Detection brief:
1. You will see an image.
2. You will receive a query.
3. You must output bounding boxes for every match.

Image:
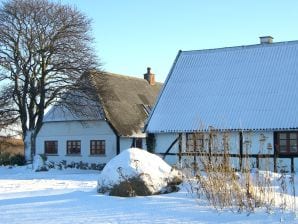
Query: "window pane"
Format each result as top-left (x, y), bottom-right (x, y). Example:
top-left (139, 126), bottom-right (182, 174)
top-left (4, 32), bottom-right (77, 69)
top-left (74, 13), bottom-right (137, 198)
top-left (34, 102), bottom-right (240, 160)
top-left (45, 141), bottom-right (58, 154)
top-left (279, 140), bottom-right (287, 147)
top-left (290, 140), bottom-right (297, 152)
top-left (67, 141), bottom-right (81, 154)
top-left (90, 140), bottom-right (105, 155)
top-left (279, 145), bottom-right (287, 152)
top-left (290, 133), bottom-right (297, 140)
top-left (186, 133), bottom-right (205, 152)
top-left (277, 132), bottom-right (298, 154)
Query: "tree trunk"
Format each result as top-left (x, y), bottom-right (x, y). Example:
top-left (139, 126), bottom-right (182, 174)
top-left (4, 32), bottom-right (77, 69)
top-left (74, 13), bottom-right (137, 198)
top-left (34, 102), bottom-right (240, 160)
top-left (31, 130), bottom-right (36, 160)
top-left (24, 130), bottom-right (32, 161)
top-left (24, 129), bottom-right (37, 162)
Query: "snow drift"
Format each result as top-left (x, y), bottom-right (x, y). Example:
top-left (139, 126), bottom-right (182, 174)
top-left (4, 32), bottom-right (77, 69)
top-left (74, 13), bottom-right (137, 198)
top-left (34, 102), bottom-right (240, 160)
top-left (97, 148), bottom-right (181, 196)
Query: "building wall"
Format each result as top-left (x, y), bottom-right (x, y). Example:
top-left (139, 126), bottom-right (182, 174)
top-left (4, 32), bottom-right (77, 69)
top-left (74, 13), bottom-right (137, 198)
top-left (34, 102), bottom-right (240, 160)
top-left (119, 137), bottom-right (147, 153)
top-left (242, 131), bottom-right (274, 171)
top-left (36, 120), bottom-right (117, 164)
top-left (153, 130), bottom-right (298, 172)
top-left (242, 131), bottom-right (274, 155)
top-left (154, 133), bottom-right (179, 165)
top-left (119, 137), bottom-right (132, 153)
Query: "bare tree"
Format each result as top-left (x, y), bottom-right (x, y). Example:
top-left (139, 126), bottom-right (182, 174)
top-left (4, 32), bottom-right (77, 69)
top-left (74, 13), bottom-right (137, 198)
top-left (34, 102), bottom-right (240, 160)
top-left (0, 87), bottom-right (18, 129)
top-left (0, 0), bottom-right (99, 160)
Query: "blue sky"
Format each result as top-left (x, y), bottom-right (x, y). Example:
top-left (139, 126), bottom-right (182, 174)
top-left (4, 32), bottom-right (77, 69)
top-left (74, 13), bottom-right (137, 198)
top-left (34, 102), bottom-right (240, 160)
top-left (61, 0), bottom-right (298, 81)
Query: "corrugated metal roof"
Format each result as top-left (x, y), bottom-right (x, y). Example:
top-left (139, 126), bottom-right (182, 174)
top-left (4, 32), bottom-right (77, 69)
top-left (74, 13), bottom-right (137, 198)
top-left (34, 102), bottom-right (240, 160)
top-left (146, 41), bottom-right (298, 133)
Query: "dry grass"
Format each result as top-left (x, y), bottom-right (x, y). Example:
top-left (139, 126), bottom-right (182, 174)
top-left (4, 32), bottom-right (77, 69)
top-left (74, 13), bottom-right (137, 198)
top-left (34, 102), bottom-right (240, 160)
top-left (0, 137), bottom-right (24, 155)
top-left (182, 131), bottom-right (297, 214)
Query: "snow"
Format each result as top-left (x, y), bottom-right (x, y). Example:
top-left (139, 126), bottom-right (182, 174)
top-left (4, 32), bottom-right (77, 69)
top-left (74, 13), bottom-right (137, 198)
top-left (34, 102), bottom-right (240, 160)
top-left (0, 166), bottom-right (297, 223)
top-left (146, 42), bottom-right (298, 132)
top-left (33, 154), bottom-right (45, 171)
top-left (97, 148), bottom-right (179, 194)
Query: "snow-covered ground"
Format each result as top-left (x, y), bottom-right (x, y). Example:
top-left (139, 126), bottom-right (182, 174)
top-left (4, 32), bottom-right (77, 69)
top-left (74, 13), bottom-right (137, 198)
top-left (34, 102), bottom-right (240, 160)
top-left (0, 166), bottom-right (297, 224)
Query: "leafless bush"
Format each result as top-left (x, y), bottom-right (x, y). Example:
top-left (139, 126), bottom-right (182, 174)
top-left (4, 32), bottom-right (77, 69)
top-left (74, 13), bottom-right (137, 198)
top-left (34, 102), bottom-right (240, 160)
top-left (182, 131), bottom-right (296, 214)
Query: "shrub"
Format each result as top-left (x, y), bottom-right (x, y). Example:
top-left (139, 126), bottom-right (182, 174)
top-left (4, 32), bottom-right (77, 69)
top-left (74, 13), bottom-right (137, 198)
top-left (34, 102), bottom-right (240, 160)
top-left (10, 154), bottom-right (26, 166)
top-left (109, 176), bottom-right (152, 197)
top-left (184, 131), bottom-right (296, 214)
top-left (0, 152), bottom-right (11, 165)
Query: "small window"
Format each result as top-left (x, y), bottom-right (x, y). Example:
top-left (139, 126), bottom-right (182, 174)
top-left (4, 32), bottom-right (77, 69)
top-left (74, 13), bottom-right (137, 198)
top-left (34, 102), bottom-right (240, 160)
top-left (186, 133), bottom-right (204, 152)
top-left (276, 132), bottom-right (298, 155)
top-left (131, 138), bottom-right (143, 148)
top-left (44, 141), bottom-right (58, 154)
top-left (135, 138), bottom-right (142, 149)
top-left (67, 140), bottom-right (81, 155)
top-left (90, 140), bottom-right (105, 155)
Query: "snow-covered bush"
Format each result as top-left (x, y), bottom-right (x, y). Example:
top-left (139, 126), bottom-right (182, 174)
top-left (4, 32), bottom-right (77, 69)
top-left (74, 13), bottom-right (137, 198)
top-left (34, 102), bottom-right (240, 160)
top-left (97, 148), bottom-right (182, 197)
top-left (44, 160), bottom-right (105, 171)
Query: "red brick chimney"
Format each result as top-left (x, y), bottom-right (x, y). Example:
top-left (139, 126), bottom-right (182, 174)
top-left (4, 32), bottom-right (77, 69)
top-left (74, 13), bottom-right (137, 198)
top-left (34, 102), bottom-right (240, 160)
top-left (144, 67), bottom-right (155, 85)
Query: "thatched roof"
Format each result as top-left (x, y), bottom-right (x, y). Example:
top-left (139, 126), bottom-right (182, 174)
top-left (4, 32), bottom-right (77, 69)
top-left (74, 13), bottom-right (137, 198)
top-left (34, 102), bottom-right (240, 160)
top-left (90, 72), bottom-right (162, 137)
top-left (44, 71), bottom-right (162, 137)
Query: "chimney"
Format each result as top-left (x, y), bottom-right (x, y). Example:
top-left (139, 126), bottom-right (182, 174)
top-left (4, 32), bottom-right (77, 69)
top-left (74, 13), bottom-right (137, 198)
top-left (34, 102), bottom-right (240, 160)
top-left (259, 36), bottom-right (273, 44)
top-left (144, 67), bottom-right (155, 85)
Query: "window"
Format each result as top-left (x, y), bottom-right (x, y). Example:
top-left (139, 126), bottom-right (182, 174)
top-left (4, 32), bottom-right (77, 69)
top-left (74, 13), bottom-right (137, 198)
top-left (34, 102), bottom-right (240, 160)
top-left (90, 140), bottom-right (105, 155)
top-left (67, 140), bottom-right (81, 155)
top-left (276, 132), bottom-right (298, 154)
top-left (131, 138), bottom-right (143, 148)
top-left (44, 141), bottom-right (58, 154)
top-left (135, 138), bottom-right (142, 148)
top-left (186, 133), bottom-right (204, 152)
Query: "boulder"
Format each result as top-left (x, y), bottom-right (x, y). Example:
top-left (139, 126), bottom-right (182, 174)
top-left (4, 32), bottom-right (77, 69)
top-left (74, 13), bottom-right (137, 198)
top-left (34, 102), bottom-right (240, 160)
top-left (97, 148), bottom-right (182, 197)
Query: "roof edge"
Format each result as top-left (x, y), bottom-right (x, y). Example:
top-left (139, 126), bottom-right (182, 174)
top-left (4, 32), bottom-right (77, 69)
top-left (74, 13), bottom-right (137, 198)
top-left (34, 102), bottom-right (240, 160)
top-left (148, 127), bottom-right (298, 133)
top-left (179, 40), bottom-right (298, 55)
top-left (144, 50), bottom-right (182, 132)
top-left (102, 71), bottom-right (162, 85)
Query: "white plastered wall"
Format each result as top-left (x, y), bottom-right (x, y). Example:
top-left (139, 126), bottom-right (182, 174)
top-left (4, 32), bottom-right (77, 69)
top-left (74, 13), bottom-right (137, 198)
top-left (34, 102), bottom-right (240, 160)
top-left (36, 120), bottom-right (117, 164)
top-left (154, 133), bottom-right (179, 165)
top-left (119, 137), bottom-right (147, 153)
top-left (153, 131), bottom-right (279, 171)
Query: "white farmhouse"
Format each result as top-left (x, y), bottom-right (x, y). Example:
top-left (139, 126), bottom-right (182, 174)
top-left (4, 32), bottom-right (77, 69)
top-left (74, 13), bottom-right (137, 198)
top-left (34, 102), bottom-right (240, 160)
top-left (145, 36), bottom-right (298, 172)
top-left (35, 68), bottom-right (161, 167)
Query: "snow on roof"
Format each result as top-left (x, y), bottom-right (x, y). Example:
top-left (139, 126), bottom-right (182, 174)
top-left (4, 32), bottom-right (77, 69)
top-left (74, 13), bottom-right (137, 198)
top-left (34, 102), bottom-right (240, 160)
top-left (43, 91), bottom-right (104, 122)
top-left (146, 41), bottom-right (298, 132)
top-left (43, 104), bottom-right (104, 122)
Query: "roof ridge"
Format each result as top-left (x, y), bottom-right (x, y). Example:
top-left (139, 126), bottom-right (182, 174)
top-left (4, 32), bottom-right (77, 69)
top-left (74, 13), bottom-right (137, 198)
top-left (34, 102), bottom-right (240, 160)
top-left (100, 72), bottom-right (163, 85)
top-left (103, 72), bottom-right (145, 81)
top-left (180, 40), bottom-right (298, 54)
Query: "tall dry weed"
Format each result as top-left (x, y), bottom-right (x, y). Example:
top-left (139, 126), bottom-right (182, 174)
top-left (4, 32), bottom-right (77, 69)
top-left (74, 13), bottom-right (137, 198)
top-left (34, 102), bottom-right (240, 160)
top-left (182, 131), bottom-right (296, 214)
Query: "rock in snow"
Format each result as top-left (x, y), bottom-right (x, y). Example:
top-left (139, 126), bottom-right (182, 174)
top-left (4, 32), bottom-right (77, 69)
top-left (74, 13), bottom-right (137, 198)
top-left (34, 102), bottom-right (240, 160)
top-left (97, 148), bottom-right (182, 196)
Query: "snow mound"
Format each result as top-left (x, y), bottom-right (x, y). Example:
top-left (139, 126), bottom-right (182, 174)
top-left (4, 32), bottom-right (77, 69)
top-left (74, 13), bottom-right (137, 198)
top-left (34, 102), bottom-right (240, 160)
top-left (33, 155), bottom-right (48, 172)
top-left (97, 148), bottom-right (181, 196)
